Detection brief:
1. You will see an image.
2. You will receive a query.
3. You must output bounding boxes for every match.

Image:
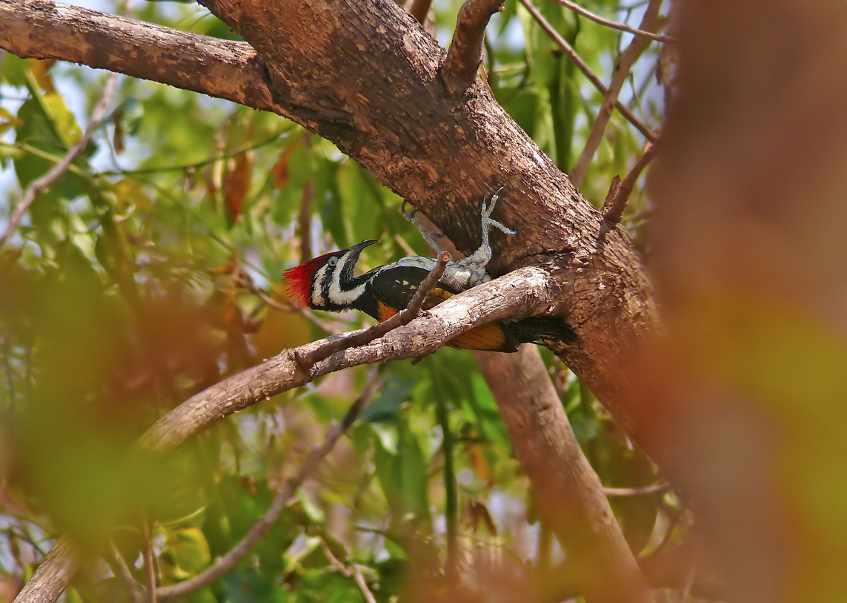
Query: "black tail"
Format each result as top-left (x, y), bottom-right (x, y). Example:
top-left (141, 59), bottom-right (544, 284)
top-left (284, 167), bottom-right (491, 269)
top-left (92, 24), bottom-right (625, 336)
top-left (507, 316), bottom-right (576, 345)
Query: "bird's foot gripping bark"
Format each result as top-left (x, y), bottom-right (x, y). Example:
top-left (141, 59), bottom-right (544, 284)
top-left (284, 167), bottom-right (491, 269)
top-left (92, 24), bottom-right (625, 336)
top-left (459, 186), bottom-right (515, 272)
top-left (402, 187), bottom-right (515, 286)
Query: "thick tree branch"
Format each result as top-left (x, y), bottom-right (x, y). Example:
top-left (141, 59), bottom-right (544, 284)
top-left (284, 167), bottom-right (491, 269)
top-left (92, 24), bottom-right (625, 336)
top-left (0, 0), bottom-right (282, 118)
top-left (441, 0), bottom-right (503, 97)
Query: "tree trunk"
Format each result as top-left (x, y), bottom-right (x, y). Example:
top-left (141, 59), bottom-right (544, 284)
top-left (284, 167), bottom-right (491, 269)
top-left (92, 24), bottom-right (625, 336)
top-left (1, 0), bottom-right (659, 601)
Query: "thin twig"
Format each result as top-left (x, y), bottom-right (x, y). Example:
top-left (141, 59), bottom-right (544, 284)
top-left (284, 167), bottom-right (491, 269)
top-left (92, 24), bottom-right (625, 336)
top-left (316, 537), bottom-right (377, 602)
top-left (602, 481), bottom-right (670, 497)
top-left (552, 0), bottom-right (677, 43)
top-left (650, 501), bottom-right (687, 557)
top-left (519, 0), bottom-right (657, 142)
top-left (571, 0), bottom-right (662, 187)
top-left (0, 70), bottom-right (119, 250)
top-left (106, 541), bottom-right (145, 603)
top-left (99, 131), bottom-right (284, 177)
top-left (319, 538), bottom-right (351, 576)
top-left (351, 565), bottom-right (378, 603)
top-left (140, 515), bottom-right (157, 603)
top-left (393, 234), bottom-right (417, 257)
top-left (156, 372), bottom-right (385, 602)
top-left (441, 0), bottom-right (505, 96)
top-left (601, 142), bottom-right (657, 225)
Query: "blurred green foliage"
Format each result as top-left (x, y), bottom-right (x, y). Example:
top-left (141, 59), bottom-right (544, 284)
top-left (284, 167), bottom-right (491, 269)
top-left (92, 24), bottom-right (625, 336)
top-left (0, 0), bottom-right (668, 600)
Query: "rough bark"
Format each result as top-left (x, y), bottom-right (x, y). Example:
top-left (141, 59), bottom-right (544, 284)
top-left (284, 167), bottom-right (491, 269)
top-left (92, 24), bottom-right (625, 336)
top-left (11, 539), bottom-right (77, 603)
top-left (2, 0), bottom-right (659, 601)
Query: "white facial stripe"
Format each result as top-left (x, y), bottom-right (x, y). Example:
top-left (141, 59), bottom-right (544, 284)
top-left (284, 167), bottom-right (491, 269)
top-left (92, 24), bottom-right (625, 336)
top-left (311, 263), bottom-right (331, 306)
top-left (328, 250), bottom-right (368, 306)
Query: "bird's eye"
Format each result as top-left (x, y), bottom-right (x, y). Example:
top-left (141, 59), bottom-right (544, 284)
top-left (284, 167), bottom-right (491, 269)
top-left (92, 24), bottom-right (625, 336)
top-left (327, 257), bottom-right (338, 267)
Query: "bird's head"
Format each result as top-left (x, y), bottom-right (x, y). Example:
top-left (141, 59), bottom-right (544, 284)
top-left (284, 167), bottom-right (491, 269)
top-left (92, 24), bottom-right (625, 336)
top-left (283, 240), bottom-right (379, 311)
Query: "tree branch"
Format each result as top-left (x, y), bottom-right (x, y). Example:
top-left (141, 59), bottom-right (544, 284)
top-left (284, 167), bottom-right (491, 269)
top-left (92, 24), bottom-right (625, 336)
top-left (12, 538), bottom-right (77, 603)
top-left (552, 0), bottom-right (677, 44)
top-left (140, 516), bottom-right (156, 603)
top-left (408, 0), bottom-right (433, 27)
top-left (441, 0), bottom-right (504, 97)
top-left (105, 542), bottom-right (144, 603)
top-left (603, 481), bottom-right (670, 497)
top-left (601, 142), bottom-right (657, 227)
top-left (0, 0), bottom-right (282, 117)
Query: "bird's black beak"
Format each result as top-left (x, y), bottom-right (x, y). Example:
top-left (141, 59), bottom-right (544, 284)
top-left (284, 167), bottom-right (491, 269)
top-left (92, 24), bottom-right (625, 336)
top-left (341, 240), bottom-right (380, 280)
top-left (351, 239), bottom-right (379, 254)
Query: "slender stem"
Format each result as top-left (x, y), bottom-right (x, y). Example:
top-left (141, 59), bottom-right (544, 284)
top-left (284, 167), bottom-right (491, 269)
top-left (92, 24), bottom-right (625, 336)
top-left (141, 515), bottom-right (157, 603)
top-left (602, 142), bottom-right (657, 224)
top-left (552, 0), bottom-right (676, 43)
top-left (106, 541), bottom-right (144, 603)
top-left (603, 482), bottom-right (670, 497)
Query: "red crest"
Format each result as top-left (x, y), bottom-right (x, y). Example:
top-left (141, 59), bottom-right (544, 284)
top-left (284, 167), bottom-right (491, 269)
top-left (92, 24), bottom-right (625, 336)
top-left (283, 252), bottom-right (336, 307)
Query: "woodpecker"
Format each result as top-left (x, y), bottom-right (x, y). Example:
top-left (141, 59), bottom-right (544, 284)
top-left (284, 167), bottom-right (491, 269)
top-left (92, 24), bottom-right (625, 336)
top-left (283, 191), bottom-right (575, 352)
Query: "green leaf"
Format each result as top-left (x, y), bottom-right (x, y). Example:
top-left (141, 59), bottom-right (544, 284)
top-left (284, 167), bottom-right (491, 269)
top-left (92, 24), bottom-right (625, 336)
top-left (337, 162), bottom-right (379, 244)
top-left (360, 374), bottom-right (415, 423)
top-left (298, 489), bottom-right (326, 525)
top-left (166, 527), bottom-right (212, 577)
top-left (372, 418), bottom-right (430, 524)
top-left (221, 572), bottom-right (287, 603)
top-left (315, 159), bottom-right (347, 248)
top-left (14, 97), bottom-right (86, 201)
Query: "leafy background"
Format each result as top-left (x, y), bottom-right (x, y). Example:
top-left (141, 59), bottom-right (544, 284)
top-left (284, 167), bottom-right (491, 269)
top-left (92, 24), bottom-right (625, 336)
top-left (0, 0), bottom-right (669, 600)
